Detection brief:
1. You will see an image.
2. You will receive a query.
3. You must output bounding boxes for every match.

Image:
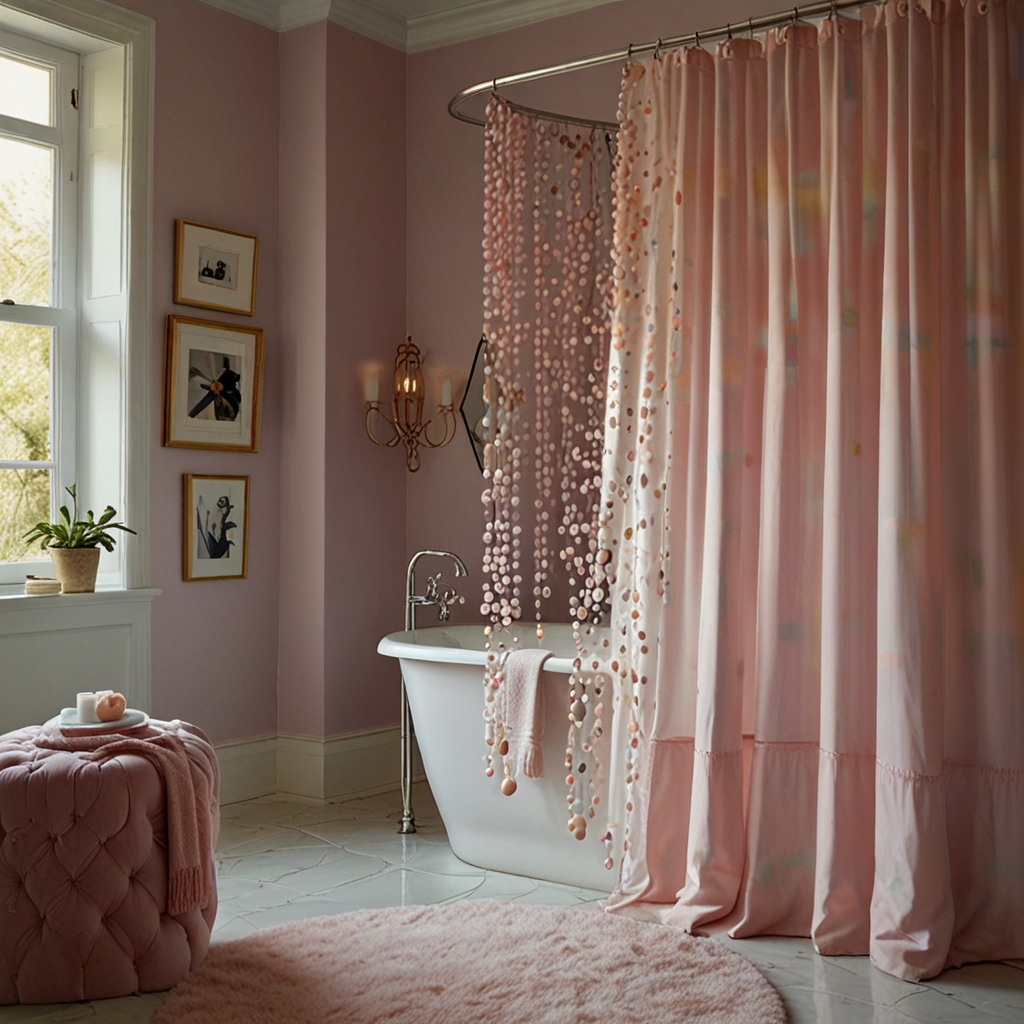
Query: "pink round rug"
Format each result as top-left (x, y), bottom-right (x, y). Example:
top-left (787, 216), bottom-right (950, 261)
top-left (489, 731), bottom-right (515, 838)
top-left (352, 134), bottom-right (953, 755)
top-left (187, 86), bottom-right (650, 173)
top-left (154, 900), bottom-right (786, 1024)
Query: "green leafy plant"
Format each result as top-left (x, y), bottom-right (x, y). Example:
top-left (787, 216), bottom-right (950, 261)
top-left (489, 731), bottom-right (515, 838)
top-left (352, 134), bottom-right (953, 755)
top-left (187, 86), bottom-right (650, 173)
top-left (23, 484), bottom-right (136, 552)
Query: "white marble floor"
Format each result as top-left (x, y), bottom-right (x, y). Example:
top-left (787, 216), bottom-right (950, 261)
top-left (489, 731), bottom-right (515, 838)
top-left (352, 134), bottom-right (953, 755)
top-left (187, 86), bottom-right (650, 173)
top-left (2, 783), bottom-right (1022, 1023)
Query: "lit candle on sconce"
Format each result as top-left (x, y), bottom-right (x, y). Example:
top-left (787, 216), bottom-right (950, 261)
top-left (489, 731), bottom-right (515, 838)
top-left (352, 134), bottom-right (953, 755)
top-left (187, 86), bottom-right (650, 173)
top-left (363, 366), bottom-right (380, 405)
top-left (440, 373), bottom-right (453, 408)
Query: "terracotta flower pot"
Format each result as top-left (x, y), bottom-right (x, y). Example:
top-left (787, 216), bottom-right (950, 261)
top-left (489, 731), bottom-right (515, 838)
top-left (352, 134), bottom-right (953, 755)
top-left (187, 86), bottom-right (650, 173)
top-left (49, 547), bottom-right (101, 594)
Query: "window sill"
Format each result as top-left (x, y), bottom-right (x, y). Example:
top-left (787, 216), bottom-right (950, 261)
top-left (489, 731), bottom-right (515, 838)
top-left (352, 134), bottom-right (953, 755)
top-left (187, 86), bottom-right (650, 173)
top-left (0, 585), bottom-right (161, 609)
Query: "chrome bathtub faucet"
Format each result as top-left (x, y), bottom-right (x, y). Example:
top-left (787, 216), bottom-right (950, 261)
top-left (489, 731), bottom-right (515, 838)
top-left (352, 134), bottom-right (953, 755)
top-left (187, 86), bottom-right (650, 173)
top-left (412, 572), bottom-right (466, 622)
top-left (399, 550), bottom-right (468, 834)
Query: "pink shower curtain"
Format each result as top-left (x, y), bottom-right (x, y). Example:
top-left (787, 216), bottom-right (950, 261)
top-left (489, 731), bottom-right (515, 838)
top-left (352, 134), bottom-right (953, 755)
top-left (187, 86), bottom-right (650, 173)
top-left (599, 0), bottom-right (1024, 980)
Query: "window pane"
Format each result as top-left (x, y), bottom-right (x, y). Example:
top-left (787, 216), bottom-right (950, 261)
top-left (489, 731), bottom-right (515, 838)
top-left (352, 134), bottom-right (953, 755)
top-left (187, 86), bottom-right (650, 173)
top-left (0, 321), bottom-right (51, 460)
top-left (0, 137), bottom-right (53, 305)
top-left (0, 53), bottom-right (52, 126)
top-left (0, 467), bottom-right (50, 565)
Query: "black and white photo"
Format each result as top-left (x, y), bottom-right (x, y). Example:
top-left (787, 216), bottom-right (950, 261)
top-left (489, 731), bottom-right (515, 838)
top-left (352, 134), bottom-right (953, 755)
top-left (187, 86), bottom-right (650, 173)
top-left (164, 316), bottom-right (264, 451)
top-left (196, 245), bottom-right (240, 291)
top-left (175, 219), bottom-right (258, 315)
top-left (187, 349), bottom-right (243, 421)
top-left (184, 474), bottom-right (249, 581)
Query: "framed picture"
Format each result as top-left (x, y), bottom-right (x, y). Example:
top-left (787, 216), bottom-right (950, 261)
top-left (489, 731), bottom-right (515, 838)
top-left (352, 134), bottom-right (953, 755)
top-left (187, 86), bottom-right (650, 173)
top-left (174, 219), bottom-right (259, 315)
top-left (183, 474), bottom-right (249, 581)
top-left (163, 315), bottom-right (264, 452)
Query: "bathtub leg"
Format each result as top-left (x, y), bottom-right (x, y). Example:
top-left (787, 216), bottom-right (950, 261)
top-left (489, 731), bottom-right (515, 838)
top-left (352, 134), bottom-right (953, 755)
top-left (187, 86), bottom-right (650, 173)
top-left (399, 676), bottom-right (416, 834)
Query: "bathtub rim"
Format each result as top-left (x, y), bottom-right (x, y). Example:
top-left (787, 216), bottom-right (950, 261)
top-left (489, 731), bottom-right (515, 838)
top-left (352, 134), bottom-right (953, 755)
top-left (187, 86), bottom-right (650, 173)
top-left (377, 624), bottom-right (578, 675)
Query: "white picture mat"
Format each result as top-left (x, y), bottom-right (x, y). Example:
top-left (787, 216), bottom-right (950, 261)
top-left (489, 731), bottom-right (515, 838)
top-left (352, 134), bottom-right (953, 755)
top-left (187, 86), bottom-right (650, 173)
top-left (187, 476), bottom-right (247, 579)
top-left (177, 222), bottom-right (256, 312)
top-left (172, 322), bottom-right (254, 446)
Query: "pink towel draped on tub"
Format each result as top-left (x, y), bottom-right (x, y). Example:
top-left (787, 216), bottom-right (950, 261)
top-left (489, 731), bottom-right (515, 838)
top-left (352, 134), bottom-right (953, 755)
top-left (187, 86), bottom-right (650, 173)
top-left (498, 648), bottom-right (551, 779)
top-left (34, 718), bottom-right (215, 916)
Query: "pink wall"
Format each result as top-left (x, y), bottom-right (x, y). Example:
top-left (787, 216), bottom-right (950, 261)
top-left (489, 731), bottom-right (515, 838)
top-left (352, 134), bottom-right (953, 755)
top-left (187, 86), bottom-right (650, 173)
top-left (277, 23), bottom-right (329, 738)
top-left (108, 0), bottom-right (410, 748)
top-left (324, 23), bottom-right (408, 737)
top-left (404, 0), bottom-right (782, 627)
top-left (275, 22), bottom-right (409, 742)
top-left (116, 0), bottom-right (283, 744)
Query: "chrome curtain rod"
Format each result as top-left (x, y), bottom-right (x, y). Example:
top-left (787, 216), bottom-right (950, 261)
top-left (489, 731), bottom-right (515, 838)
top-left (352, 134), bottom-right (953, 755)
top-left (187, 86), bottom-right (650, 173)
top-left (448, 0), bottom-right (877, 130)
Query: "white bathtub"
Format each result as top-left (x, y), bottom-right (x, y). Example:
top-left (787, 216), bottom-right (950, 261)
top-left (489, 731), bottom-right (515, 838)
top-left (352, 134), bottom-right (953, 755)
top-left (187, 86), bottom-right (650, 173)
top-left (377, 623), bottom-right (614, 892)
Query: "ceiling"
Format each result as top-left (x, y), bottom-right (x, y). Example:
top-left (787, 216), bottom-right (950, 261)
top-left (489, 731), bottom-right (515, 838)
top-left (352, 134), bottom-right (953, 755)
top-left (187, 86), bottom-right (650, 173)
top-left (197, 0), bottom-right (623, 53)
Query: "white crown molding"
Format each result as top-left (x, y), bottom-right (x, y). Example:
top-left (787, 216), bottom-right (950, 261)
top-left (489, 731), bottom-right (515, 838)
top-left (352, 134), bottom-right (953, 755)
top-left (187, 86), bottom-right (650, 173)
top-left (326, 0), bottom-right (405, 51)
top-left (197, 0), bottom-right (619, 51)
top-left (406, 0), bottom-right (622, 52)
top-left (280, 0), bottom-right (332, 31)
top-left (195, 0), bottom-right (282, 30)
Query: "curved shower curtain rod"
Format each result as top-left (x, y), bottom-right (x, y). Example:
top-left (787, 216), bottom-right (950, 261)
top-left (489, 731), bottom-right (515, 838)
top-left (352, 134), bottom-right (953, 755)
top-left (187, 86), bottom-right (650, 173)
top-left (448, 0), bottom-right (877, 131)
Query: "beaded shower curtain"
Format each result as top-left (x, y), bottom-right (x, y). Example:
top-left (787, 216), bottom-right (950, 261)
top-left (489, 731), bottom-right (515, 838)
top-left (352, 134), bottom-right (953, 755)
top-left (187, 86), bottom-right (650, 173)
top-left (480, 97), bottom-right (615, 842)
top-left (599, 0), bottom-right (1024, 982)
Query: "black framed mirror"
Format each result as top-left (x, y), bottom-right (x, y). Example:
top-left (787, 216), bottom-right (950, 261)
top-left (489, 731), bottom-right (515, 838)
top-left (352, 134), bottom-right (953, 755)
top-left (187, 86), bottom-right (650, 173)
top-left (460, 336), bottom-right (488, 473)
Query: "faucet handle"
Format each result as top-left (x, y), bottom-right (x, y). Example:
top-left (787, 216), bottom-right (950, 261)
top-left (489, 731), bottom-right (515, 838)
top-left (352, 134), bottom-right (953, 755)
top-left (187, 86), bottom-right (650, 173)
top-left (437, 584), bottom-right (465, 622)
top-left (423, 574), bottom-right (441, 602)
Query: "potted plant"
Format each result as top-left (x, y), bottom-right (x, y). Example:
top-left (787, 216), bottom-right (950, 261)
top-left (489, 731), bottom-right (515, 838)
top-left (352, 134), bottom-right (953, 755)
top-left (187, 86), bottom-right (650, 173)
top-left (23, 485), bottom-right (136, 594)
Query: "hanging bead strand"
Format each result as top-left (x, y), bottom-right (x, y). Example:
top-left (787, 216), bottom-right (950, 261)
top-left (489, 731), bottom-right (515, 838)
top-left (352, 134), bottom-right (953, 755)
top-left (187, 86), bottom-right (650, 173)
top-left (482, 99), bottom-right (615, 833)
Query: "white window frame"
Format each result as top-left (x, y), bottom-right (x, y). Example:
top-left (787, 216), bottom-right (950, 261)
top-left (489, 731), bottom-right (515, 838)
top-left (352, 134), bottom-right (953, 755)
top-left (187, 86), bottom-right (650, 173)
top-left (0, 29), bottom-right (79, 585)
top-left (0, 0), bottom-right (153, 596)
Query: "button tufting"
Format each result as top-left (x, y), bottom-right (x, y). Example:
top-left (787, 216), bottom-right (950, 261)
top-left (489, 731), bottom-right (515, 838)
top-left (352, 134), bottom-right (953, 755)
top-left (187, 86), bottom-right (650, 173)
top-left (1, 720), bottom-right (217, 1001)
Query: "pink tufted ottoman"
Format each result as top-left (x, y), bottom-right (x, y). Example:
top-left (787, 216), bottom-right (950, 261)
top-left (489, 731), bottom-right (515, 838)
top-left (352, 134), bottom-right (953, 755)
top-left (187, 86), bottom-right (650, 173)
top-left (0, 720), bottom-right (219, 1004)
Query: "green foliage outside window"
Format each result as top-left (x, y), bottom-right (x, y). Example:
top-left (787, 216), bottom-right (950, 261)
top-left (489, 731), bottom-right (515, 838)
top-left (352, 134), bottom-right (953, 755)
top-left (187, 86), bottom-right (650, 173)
top-left (0, 169), bottom-right (52, 565)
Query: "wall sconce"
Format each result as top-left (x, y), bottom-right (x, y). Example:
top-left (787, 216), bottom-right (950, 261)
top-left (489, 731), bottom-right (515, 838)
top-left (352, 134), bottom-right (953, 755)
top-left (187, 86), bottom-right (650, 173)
top-left (364, 336), bottom-right (456, 472)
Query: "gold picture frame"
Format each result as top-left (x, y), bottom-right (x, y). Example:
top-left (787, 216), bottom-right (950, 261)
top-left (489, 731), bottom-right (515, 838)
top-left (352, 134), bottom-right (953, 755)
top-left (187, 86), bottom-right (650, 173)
top-left (183, 474), bottom-right (249, 581)
top-left (174, 219), bottom-right (259, 316)
top-left (163, 315), bottom-right (264, 452)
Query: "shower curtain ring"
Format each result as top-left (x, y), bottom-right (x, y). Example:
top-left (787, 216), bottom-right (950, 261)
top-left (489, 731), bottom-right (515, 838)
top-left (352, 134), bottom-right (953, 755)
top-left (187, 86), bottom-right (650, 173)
top-left (727, 21), bottom-right (732, 38)
top-left (694, 30), bottom-right (700, 48)
top-left (793, 6), bottom-right (800, 22)
top-left (830, 0), bottom-right (838, 18)
top-left (748, 16), bottom-right (755, 37)
top-left (654, 37), bottom-right (662, 60)
top-left (627, 41), bottom-right (633, 59)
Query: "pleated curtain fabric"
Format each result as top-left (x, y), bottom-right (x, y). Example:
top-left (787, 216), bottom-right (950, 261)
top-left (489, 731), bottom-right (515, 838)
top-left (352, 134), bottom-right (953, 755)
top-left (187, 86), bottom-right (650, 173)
top-left (600, 0), bottom-right (1024, 981)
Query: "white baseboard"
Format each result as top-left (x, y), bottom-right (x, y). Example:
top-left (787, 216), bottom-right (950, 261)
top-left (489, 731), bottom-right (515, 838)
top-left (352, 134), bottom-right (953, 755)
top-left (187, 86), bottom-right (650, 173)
top-left (217, 727), bottom-right (424, 805)
top-left (216, 734), bottom-right (278, 804)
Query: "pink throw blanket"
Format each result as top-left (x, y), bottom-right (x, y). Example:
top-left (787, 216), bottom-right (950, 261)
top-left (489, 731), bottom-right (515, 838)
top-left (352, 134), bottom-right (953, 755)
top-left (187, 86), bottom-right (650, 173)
top-left (34, 719), bottom-right (215, 916)
top-left (499, 648), bottom-right (551, 779)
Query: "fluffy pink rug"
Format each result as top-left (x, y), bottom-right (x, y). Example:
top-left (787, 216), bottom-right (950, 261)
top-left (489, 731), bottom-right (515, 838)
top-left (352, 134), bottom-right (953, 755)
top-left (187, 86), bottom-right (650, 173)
top-left (154, 900), bottom-right (786, 1023)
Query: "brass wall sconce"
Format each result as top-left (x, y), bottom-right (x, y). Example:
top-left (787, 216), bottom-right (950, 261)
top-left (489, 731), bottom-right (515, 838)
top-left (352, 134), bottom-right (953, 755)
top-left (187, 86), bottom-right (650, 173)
top-left (364, 337), bottom-right (456, 472)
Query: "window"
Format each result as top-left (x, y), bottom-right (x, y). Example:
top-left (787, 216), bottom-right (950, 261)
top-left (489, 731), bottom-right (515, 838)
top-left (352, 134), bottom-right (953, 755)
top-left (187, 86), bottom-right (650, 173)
top-left (0, 0), bottom-right (152, 595)
top-left (0, 30), bottom-right (78, 584)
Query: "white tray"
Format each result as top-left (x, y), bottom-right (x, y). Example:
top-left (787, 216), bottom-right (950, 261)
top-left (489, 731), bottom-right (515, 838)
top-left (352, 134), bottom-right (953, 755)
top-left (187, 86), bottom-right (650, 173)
top-left (59, 707), bottom-right (149, 734)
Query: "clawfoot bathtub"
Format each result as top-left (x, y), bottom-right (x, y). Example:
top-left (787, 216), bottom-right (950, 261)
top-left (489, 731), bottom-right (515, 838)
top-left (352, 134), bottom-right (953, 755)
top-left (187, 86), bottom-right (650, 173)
top-left (378, 623), bottom-right (613, 892)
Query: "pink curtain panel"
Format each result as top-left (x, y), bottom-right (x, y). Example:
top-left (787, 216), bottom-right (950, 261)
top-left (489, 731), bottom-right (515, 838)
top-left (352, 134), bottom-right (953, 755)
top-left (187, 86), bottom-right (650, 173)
top-left (598, 0), bottom-right (1024, 981)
